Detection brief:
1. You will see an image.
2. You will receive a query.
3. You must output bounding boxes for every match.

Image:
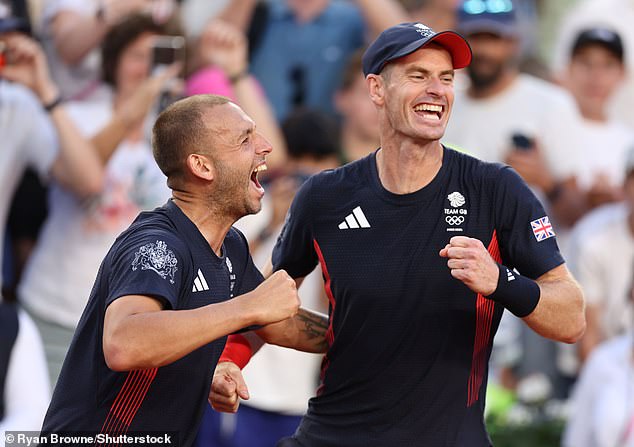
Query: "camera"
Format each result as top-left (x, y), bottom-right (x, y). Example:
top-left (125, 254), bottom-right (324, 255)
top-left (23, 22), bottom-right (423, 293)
top-left (151, 35), bottom-right (185, 75)
top-left (511, 132), bottom-right (535, 151)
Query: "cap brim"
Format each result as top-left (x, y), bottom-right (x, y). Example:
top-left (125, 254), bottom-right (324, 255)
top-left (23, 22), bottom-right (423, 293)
top-left (384, 30), bottom-right (472, 70)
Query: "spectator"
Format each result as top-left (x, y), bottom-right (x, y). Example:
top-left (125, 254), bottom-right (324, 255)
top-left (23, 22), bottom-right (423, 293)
top-left (18, 13), bottom-right (177, 386)
top-left (563, 278), bottom-right (634, 447)
top-left (570, 149), bottom-right (634, 361)
top-left (334, 50), bottom-right (380, 163)
top-left (217, 0), bottom-right (408, 121)
top-left (39, 0), bottom-right (178, 99)
top-left (551, 0), bottom-right (634, 129)
top-left (0, 7), bottom-right (103, 434)
top-left (560, 27), bottom-right (634, 209)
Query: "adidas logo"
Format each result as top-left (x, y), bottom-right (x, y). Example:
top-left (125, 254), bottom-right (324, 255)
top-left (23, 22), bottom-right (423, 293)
top-left (192, 268), bottom-right (209, 292)
top-left (338, 206), bottom-right (371, 230)
top-left (506, 268), bottom-right (516, 282)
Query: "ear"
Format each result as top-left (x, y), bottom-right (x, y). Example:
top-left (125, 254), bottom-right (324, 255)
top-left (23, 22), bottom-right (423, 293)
top-left (366, 74), bottom-right (385, 107)
top-left (186, 153), bottom-right (215, 182)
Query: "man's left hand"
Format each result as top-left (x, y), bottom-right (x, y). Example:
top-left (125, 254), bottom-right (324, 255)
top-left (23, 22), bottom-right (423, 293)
top-left (439, 236), bottom-right (499, 296)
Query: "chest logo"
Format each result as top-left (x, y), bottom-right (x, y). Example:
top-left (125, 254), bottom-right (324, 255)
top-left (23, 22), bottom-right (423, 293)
top-left (132, 240), bottom-right (178, 284)
top-left (447, 192), bottom-right (466, 208)
top-left (445, 192), bottom-right (468, 232)
top-left (192, 268), bottom-right (210, 292)
top-left (338, 206), bottom-right (371, 230)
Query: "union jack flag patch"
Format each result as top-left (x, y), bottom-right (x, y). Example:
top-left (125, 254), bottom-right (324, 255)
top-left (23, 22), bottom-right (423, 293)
top-left (531, 216), bottom-right (555, 242)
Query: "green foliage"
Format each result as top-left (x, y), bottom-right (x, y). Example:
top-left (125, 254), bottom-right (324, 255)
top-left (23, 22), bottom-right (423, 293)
top-left (486, 415), bottom-right (565, 447)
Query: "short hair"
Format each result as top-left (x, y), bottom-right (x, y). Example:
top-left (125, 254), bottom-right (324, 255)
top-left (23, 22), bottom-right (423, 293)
top-left (282, 108), bottom-right (340, 160)
top-left (152, 94), bottom-right (232, 186)
top-left (101, 13), bottom-right (165, 87)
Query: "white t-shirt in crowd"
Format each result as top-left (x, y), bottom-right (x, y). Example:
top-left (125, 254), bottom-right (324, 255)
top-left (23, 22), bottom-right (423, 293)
top-left (443, 74), bottom-right (582, 180)
top-left (19, 86), bottom-right (171, 329)
top-left (572, 205), bottom-right (634, 339)
top-left (40, 0), bottom-right (102, 100)
top-left (0, 309), bottom-right (51, 437)
top-left (551, 0), bottom-right (634, 129)
top-left (551, 118), bottom-right (634, 190)
top-left (235, 220), bottom-right (325, 415)
top-left (563, 333), bottom-right (634, 447)
top-left (0, 81), bottom-right (59, 292)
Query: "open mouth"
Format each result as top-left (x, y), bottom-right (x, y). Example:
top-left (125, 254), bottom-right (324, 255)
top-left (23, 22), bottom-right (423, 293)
top-left (250, 163), bottom-right (267, 191)
top-left (413, 103), bottom-right (444, 121)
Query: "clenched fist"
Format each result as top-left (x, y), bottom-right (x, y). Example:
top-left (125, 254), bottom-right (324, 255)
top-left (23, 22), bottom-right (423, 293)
top-left (241, 270), bottom-right (300, 326)
top-left (439, 236), bottom-right (499, 296)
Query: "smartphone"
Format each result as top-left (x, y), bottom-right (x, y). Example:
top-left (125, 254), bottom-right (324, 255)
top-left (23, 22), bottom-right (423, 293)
top-left (511, 132), bottom-right (535, 151)
top-left (151, 35), bottom-right (185, 75)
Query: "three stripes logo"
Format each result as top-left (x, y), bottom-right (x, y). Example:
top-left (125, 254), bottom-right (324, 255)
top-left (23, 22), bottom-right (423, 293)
top-left (192, 268), bottom-right (209, 292)
top-left (338, 206), bottom-right (371, 230)
top-left (506, 268), bottom-right (516, 282)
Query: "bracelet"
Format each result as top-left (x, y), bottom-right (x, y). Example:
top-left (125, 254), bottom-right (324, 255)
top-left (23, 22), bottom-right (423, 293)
top-left (485, 264), bottom-right (541, 317)
top-left (218, 334), bottom-right (253, 369)
top-left (228, 70), bottom-right (249, 85)
top-left (43, 95), bottom-right (63, 113)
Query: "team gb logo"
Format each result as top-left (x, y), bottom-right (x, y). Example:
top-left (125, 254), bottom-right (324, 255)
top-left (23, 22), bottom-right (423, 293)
top-left (132, 240), bottom-right (178, 284)
top-left (447, 192), bottom-right (466, 208)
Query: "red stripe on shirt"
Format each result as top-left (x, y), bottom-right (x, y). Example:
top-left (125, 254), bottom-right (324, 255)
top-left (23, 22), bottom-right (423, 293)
top-left (467, 231), bottom-right (502, 407)
top-left (313, 239), bottom-right (335, 394)
top-left (100, 368), bottom-right (158, 439)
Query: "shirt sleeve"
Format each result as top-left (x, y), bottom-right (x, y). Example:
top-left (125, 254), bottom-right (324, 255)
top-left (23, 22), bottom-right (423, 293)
top-left (272, 176), bottom-right (319, 279)
top-left (106, 230), bottom-right (189, 310)
top-left (493, 166), bottom-right (565, 279)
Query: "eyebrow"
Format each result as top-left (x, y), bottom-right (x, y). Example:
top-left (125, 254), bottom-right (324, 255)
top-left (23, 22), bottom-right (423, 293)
top-left (237, 125), bottom-right (255, 142)
top-left (405, 67), bottom-right (455, 77)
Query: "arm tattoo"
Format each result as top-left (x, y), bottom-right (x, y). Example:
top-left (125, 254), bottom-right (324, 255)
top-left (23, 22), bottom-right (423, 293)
top-left (296, 308), bottom-right (329, 352)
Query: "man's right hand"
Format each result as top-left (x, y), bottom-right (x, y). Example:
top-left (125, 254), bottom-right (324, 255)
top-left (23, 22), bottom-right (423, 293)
top-left (243, 270), bottom-right (300, 326)
top-left (209, 361), bottom-right (249, 413)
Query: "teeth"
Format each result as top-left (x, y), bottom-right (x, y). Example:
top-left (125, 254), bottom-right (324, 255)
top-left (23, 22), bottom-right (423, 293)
top-left (253, 164), bottom-right (268, 173)
top-left (413, 104), bottom-right (442, 113)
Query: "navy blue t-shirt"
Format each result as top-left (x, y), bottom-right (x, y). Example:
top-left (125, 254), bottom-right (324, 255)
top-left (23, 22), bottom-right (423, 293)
top-left (272, 147), bottom-right (564, 447)
top-left (42, 200), bottom-right (263, 446)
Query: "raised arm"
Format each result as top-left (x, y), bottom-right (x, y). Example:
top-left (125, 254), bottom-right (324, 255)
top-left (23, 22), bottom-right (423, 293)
top-left (49, 0), bottom-right (153, 64)
top-left (354, 0), bottom-right (409, 39)
top-left (102, 270), bottom-right (299, 371)
top-left (197, 19), bottom-right (287, 168)
top-left (0, 33), bottom-right (103, 198)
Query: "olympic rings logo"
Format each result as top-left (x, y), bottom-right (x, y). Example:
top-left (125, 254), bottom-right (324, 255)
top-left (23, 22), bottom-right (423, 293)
top-left (445, 216), bottom-right (465, 225)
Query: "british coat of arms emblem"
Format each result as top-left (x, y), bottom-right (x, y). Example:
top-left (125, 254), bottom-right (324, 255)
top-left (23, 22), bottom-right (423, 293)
top-left (132, 240), bottom-right (178, 284)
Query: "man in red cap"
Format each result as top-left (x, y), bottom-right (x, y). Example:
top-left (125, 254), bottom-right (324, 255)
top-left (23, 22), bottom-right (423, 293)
top-left (212, 22), bottom-right (586, 447)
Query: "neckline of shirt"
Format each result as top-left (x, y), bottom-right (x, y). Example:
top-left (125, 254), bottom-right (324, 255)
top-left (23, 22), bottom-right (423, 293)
top-left (367, 146), bottom-right (453, 206)
top-left (164, 199), bottom-right (227, 264)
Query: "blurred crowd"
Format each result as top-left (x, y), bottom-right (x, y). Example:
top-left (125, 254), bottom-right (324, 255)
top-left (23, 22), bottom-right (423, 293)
top-left (1, 0), bottom-right (633, 446)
